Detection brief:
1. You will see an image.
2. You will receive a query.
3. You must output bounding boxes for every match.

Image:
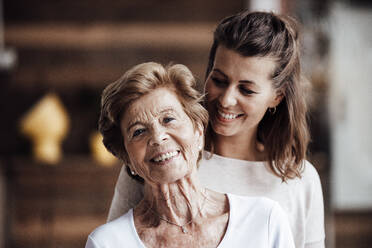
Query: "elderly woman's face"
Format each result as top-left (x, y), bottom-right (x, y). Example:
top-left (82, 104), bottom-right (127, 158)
top-left (120, 87), bottom-right (203, 185)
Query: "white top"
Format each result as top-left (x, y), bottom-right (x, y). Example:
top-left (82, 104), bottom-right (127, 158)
top-left (107, 151), bottom-right (325, 248)
top-left (86, 194), bottom-right (295, 248)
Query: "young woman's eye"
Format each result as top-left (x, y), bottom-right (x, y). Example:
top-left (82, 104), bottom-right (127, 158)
top-left (163, 117), bottom-right (175, 124)
top-left (211, 77), bottom-right (228, 88)
top-left (239, 85), bottom-right (256, 95)
top-left (132, 128), bottom-right (146, 137)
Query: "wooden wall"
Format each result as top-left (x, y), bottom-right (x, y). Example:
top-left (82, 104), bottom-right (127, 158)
top-left (1, 1), bottom-right (245, 247)
top-left (6, 158), bottom-right (121, 247)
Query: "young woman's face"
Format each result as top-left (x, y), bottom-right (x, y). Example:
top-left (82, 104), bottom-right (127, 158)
top-left (120, 88), bottom-right (202, 185)
top-left (205, 46), bottom-right (282, 139)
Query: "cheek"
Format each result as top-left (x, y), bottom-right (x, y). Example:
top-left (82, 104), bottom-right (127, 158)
top-left (174, 126), bottom-right (200, 163)
top-left (180, 141), bottom-right (200, 170)
top-left (241, 98), bottom-right (271, 118)
top-left (238, 99), bottom-right (264, 118)
top-left (205, 80), bottom-right (219, 101)
top-left (126, 142), bottom-right (147, 171)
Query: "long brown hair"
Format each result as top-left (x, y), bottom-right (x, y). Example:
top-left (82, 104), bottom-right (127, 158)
top-left (205, 11), bottom-right (310, 180)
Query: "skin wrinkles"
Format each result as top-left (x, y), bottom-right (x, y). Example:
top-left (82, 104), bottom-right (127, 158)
top-left (120, 87), bottom-right (229, 247)
top-left (122, 90), bottom-right (198, 185)
top-left (126, 108), bottom-right (180, 137)
top-left (205, 46), bottom-right (283, 161)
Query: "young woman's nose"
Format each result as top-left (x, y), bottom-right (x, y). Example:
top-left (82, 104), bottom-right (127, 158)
top-left (149, 125), bottom-right (168, 146)
top-left (219, 86), bottom-right (237, 108)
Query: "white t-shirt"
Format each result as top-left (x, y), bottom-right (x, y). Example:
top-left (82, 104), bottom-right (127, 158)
top-left (86, 194), bottom-right (295, 248)
top-left (107, 151), bottom-right (325, 248)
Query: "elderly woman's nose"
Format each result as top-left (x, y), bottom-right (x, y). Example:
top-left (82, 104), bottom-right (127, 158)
top-left (219, 87), bottom-right (237, 107)
top-left (149, 126), bottom-right (168, 146)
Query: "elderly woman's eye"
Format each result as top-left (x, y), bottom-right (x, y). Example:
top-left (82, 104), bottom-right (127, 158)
top-left (132, 128), bottom-right (146, 137)
top-left (163, 117), bottom-right (175, 123)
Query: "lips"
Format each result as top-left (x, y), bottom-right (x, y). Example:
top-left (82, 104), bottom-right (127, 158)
top-left (151, 150), bottom-right (180, 163)
top-left (217, 109), bottom-right (244, 121)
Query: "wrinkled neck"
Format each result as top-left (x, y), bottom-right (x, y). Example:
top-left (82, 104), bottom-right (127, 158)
top-left (141, 171), bottom-right (206, 225)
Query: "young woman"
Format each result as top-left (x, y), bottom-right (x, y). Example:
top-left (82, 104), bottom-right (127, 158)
top-left (108, 11), bottom-right (325, 248)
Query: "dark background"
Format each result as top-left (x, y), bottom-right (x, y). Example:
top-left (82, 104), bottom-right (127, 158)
top-left (0, 0), bottom-right (370, 247)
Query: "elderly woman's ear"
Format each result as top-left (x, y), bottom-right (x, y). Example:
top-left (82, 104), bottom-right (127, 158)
top-left (196, 123), bottom-right (204, 151)
top-left (128, 164), bottom-right (137, 176)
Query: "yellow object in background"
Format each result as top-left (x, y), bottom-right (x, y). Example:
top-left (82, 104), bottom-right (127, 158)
top-left (90, 132), bottom-right (117, 167)
top-left (20, 93), bottom-right (70, 165)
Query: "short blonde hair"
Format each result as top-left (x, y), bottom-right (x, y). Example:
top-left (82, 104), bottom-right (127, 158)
top-left (99, 62), bottom-right (208, 171)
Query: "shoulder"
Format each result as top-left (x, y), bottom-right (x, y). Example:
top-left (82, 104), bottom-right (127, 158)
top-left (229, 193), bottom-right (275, 206)
top-left (228, 194), bottom-right (280, 218)
top-left (108, 165), bottom-right (144, 221)
top-left (228, 194), bottom-right (291, 236)
top-left (299, 160), bottom-right (323, 192)
top-left (87, 210), bottom-right (135, 247)
top-left (116, 165), bottom-right (144, 193)
top-left (302, 160), bottom-right (321, 179)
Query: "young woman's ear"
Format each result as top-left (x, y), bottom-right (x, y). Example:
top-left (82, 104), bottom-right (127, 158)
top-left (271, 91), bottom-right (284, 108)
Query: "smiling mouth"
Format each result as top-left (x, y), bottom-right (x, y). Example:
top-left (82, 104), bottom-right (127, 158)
top-left (150, 150), bottom-right (180, 163)
top-left (217, 110), bottom-right (244, 120)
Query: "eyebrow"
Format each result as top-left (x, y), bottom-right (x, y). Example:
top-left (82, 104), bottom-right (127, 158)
top-left (126, 121), bottom-right (142, 133)
top-left (212, 68), bottom-right (257, 85)
top-left (125, 107), bottom-right (176, 132)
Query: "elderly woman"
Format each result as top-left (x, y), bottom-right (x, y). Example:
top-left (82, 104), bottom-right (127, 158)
top-left (85, 62), bottom-right (294, 248)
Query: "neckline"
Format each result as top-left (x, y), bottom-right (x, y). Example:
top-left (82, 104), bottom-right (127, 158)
top-left (215, 193), bottom-right (233, 247)
top-left (203, 150), bottom-right (267, 166)
top-left (129, 209), bottom-right (146, 248)
top-left (129, 194), bottom-right (233, 248)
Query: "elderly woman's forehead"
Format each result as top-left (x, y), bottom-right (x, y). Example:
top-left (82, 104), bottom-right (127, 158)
top-left (122, 90), bottom-right (185, 123)
top-left (126, 105), bottom-right (178, 120)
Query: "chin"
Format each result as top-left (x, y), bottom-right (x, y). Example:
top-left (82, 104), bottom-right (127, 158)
top-left (151, 168), bottom-right (191, 184)
top-left (211, 123), bottom-right (238, 137)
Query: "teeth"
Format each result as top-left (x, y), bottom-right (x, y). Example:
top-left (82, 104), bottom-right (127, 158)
top-left (153, 151), bottom-right (178, 162)
top-left (218, 110), bottom-right (239, 120)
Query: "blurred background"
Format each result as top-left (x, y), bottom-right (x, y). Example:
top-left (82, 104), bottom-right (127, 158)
top-left (0, 0), bottom-right (371, 247)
